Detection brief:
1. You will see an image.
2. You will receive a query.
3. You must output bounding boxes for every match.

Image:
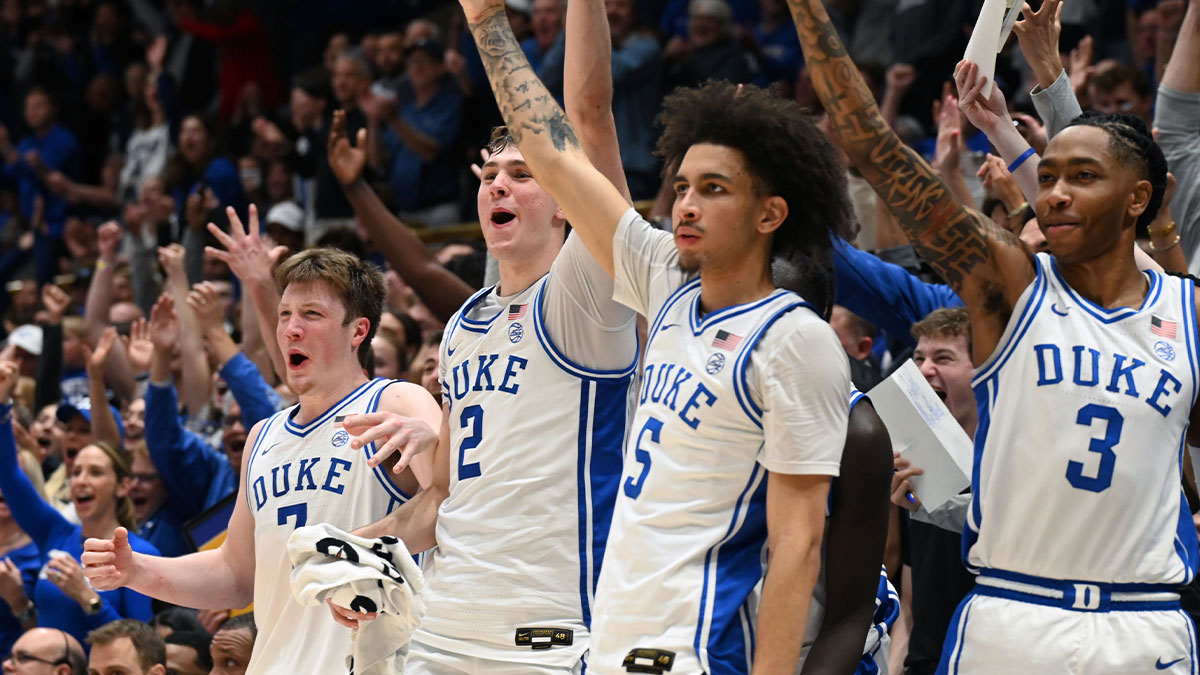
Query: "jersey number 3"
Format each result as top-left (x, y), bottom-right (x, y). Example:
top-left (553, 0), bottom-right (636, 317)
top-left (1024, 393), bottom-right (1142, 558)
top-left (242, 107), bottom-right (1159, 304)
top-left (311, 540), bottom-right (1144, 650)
top-left (624, 417), bottom-right (663, 499)
top-left (1066, 403), bottom-right (1123, 493)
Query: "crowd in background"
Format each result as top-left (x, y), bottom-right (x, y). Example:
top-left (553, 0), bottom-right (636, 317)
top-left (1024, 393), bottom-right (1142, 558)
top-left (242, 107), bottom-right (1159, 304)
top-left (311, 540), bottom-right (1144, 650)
top-left (0, 0), bottom-right (1195, 673)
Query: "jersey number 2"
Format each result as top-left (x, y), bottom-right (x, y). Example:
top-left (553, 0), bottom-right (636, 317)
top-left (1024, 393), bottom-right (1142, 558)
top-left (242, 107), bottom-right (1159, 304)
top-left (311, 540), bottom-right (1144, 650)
top-left (623, 417), bottom-right (663, 499)
top-left (457, 405), bottom-right (484, 480)
top-left (1066, 403), bottom-right (1123, 493)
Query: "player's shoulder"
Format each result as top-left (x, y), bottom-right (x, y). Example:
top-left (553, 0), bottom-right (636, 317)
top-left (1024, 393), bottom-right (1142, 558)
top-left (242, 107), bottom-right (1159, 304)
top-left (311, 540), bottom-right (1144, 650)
top-left (754, 300), bottom-right (844, 368)
top-left (376, 379), bottom-right (439, 414)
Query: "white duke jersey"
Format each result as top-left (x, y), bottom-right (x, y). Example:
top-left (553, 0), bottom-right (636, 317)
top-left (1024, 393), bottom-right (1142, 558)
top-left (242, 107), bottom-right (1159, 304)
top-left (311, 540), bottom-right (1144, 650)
top-left (244, 378), bottom-right (410, 674)
top-left (589, 210), bottom-right (850, 674)
top-left (968, 253), bottom-right (1200, 584)
top-left (421, 272), bottom-right (636, 665)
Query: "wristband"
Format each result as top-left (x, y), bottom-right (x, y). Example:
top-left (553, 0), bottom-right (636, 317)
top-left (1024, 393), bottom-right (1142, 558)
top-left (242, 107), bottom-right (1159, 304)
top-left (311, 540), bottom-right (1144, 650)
top-left (95, 259), bottom-right (108, 273)
top-left (1007, 147), bottom-right (1036, 173)
top-left (1148, 220), bottom-right (1177, 239)
top-left (1149, 234), bottom-right (1181, 253)
top-left (1007, 202), bottom-right (1030, 220)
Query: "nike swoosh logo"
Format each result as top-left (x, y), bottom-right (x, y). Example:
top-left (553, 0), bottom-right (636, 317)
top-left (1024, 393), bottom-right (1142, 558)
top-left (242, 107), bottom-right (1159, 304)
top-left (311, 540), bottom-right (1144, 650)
top-left (1157, 657), bottom-right (1185, 670)
top-left (447, 344), bottom-right (459, 357)
top-left (659, 323), bottom-right (678, 332)
top-left (261, 442), bottom-right (282, 456)
top-left (1051, 303), bottom-right (1070, 316)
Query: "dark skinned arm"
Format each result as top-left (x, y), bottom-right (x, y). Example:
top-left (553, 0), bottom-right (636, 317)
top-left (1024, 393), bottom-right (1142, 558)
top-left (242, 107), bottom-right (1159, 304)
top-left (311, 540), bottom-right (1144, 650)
top-left (801, 399), bottom-right (893, 674)
top-left (328, 111), bottom-right (475, 322)
top-left (785, 0), bottom-right (1036, 362)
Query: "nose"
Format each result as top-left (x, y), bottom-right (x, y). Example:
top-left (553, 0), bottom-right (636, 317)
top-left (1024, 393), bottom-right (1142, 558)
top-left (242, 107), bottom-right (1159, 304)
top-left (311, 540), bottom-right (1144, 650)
top-left (281, 314), bottom-right (303, 340)
top-left (675, 188), bottom-right (700, 223)
top-left (917, 358), bottom-right (937, 380)
top-left (1043, 177), bottom-right (1072, 211)
top-left (489, 173), bottom-right (510, 198)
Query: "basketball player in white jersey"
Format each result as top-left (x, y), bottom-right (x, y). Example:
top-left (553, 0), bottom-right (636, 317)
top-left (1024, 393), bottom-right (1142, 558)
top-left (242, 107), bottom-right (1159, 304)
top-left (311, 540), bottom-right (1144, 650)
top-left (80, 246), bottom-right (442, 674)
top-left (786, 0), bottom-right (1200, 671)
top-left (460, 0), bottom-right (854, 671)
top-left (325, 0), bottom-right (638, 670)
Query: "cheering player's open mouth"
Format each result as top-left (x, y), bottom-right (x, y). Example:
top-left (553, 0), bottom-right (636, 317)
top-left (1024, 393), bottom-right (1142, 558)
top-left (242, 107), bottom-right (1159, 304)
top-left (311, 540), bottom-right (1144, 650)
top-left (288, 350), bottom-right (310, 369)
top-left (490, 208), bottom-right (516, 226)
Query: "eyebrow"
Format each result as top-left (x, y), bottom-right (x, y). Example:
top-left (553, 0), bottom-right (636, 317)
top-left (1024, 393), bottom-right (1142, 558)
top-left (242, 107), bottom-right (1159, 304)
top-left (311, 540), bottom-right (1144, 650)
top-left (1037, 156), bottom-right (1104, 170)
top-left (673, 172), bottom-right (734, 183)
top-left (481, 159), bottom-right (528, 171)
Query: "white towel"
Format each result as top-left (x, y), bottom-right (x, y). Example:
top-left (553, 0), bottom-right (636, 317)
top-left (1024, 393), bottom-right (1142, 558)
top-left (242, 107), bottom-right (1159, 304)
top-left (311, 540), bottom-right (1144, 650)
top-left (288, 523), bottom-right (426, 674)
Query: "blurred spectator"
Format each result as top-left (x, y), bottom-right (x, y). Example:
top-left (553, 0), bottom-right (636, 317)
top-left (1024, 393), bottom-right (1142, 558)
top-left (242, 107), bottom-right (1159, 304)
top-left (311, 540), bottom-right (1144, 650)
top-left (148, 608), bottom-right (206, 639)
top-left (608, 0), bottom-right (664, 200)
top-left (165, 114), bottom-right (246, 229)
top-left (262, 202), bottom-right (305, 257)
top-left (2, 87), bottom-right (82, 235)
top-left (664, 0), bottom-right (757, 93)
top-left (366, 39), bottom-right (462, 227)
top-left (86, 619), bottom-right (166, 675)
top-left (523, 0), bottom-right (566, 73)
top-left (127, 442), bottom-right (189, 558)
top-left (372, 31), bottom-right (406, 98)
top-left (163, 630), bottom-right (211, 675)
top-left (0, 477), bottom-right (41, 659)
top-left (207, 613), bottom-right (254, 675)
top-left (4, 627), bottom-right (86, 674)
top-left (1087, 63), bottom-right (1154, 125)
top-left (749, 0), bottom-right (802, 88)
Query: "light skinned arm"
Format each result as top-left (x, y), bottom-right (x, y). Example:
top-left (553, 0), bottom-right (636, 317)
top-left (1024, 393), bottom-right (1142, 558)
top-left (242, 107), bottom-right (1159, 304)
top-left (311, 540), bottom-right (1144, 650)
top-left (1155, 0), bottom-right (1187, 87)
top-left (562, 0), bottom-right (631, 203)
top-left (188, 282), bottom-right (240, 369)
top-left (82, 328), bottom-right (123, 448)
top-left (460, 0), bottom-right (632, 278)
top-left (81, 420), bottom-right (262, 610)
top-left (753, 472), bottom-right (830, 673)
top-left (159, 244), bottom-right (211, 414)
top-left (1162, 0), bottom-right (1200, 93)
top-left (328, 111), bottom-right (475, 323)
top-left (785, 0), bottom-right (1034, 362)
top-left (953, 62), bottom-right (1040, 202)
top-left (84, 222), bottom-right (138, 401)
top-left (930, 86), bottom-right (977, 211)
top-left (237, 280), bottom-right (276, 385)
top-left (205, 206), bottom-right (287, 383)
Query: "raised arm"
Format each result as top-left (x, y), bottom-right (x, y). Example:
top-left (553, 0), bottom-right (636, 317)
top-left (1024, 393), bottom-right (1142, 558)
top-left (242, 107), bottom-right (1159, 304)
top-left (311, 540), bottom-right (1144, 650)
top-left (327, 111), bottom-right (474, 322)
top-left (1162, 0), bottom-right (1200, 93)
top-left (563, 0), bottom-right (630, 202)
top-left (82, 328), bottom-right (123, 449)
top-left (785, 0), bottom-right (1034, 359)
top-left (158, 244), bottom-right (211, 415)
top-left (460, 0), bottom-right (632, 277)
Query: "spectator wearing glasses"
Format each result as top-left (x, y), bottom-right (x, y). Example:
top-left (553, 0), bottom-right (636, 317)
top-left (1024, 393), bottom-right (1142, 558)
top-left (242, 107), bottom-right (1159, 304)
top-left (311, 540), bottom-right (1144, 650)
top-left (4, 627), bottom-right (86, 675)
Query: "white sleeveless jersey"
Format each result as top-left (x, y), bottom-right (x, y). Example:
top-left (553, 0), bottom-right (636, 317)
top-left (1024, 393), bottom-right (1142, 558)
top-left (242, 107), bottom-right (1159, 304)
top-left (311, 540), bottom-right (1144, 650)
top-left (243, 378), bottom-right (410, 674)
top-left (967, 253), bottom-right (1200, 584)
top-left (418, 276), bottom-right (636, 665)
top-left (589, 280), bottom-right (844, 675)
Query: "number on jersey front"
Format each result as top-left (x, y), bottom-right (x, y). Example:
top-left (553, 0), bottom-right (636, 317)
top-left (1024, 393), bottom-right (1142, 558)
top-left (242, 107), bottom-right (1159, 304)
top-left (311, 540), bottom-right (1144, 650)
top-left (457, 405), bottom-right (484, 480)
top-left (1066, 403), bottom-right (1123, 493)
top-left (623, 417), bottom-right (663, 499)
top-left (278, 503), bottom-right (308, 529)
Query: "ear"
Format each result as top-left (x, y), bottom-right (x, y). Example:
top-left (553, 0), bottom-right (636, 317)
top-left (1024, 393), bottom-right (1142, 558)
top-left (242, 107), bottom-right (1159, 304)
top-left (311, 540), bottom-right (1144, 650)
top-left (1127, 178), bottom-right (1153, 221)
top-left (756, 195), bottom-right (788, 236)
top-left (350, 317), bottom-right (371, 349)
top-left (552, 203), bottom-right (567, 228)
top-left (149, 664), bottom-right (167, 675)
top-left (855, 335), bottom-right (874, 360)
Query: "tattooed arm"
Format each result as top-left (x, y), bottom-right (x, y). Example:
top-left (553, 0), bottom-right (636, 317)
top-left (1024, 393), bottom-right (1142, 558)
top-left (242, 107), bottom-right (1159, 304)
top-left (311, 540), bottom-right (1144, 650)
top-left (462, 0), bottom-right (630, 276)
top-left (786, 0), bottom-right (1035, 361)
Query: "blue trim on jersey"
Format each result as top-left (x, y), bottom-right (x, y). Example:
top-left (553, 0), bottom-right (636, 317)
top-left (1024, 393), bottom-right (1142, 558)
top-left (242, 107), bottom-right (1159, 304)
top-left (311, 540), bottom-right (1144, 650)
top-left (244, 411), bottom-right (285, 510)
top-left (972, 584), bottom-right (1180, 613)
top-left (575, 380), bottom-right (594, 629)
top-left (1181, 608), bottom-right (1199, 675)
top-left (849, 388), bottom-right (867, 411)
top-left (1049, 255), bottom-right (1161, 324)
top-left (962, 376), bottom-right (994, 571)
top-left (531, 281), bottom-right (638, 380)
top-left (362, 380), bottom-right (413, 504)
top-left (936, 593), bottom-right (976, 675)
top-left (693, 464), bottom-right (767, 674)
top-left (645, 278), bottom-right (701, 354)
top-left (283, 379), bottom-right (380, 437)
top-left (973, 261), bottom-right (1048, 385)
top-left (581, 377), bottom-right (628, 627)
top-left (455, 284), bottom-right (506, 333)
top-left (688, 288), bottom-right (799, 335)
top-left (980, 567), bottom-right (1180, 594)
top-left (874, 567), bottom-right (900, 628)
top-left (732, 301), bottom-right (812, 427)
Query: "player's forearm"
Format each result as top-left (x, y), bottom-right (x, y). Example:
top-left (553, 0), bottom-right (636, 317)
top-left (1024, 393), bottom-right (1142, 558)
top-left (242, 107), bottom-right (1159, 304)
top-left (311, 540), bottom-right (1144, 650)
top-left (752, 535), bottom-right (823, 674)
top-left (126, 548), bottom-right (253, 609)
top-left (353, 482), bottom-right (445, 553)
top-left (342, 180), bottom-right (473, 322)
top-left (1162, 3), bottom-right (1200, 93)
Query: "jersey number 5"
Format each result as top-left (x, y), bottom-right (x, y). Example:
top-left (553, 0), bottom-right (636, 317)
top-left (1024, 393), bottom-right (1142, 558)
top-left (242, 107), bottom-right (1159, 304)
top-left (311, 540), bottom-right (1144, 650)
top-left (1066, 403), bottom-right (1123, 493)
top-left (623, 417), bottom-right (663, 499)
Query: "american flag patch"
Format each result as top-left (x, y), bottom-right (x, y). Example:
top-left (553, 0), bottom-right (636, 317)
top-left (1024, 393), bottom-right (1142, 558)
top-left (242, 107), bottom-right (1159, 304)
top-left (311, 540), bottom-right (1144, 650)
top-left (508, 304), bottom-right (527, 321)
top-left (1151, 315), bottom-right (1177, 340)
top-left (712, 329), bottom-right (743, 350)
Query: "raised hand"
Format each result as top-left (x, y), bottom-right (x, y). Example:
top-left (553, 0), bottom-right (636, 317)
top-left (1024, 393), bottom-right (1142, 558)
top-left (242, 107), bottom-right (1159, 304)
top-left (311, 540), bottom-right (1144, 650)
top-left (123, 318), bottom-right (154, 373)
top-left (146, 35), bottom-right (167, 71)
top-left (931, 83), bottom-right (965, 173)
top-left (890, 453), bottom-right (923, 512)
top-left (978, 154), bottom-right (1026, 218)
top-left (84, 327), bottom-right (118, 379)
top-left (38, 284), bottom-right (71, 325)
top-left (0, 360), bottom-right (19, 403)
top-left (1067, 35), bottom-right (1094, 96)
top-left (327, 109), bottom-right (369, 187)
top-left (1013, 0), bottom-right (1063, 88)
top-left (885, 63), bottom-right (916, 93)
top-left (186, 282), bottom-right (225, 333)
top-left (46, 554), bottom-right (96, 605)
top-left (954, 60), bottom-right (1012, 134)
top-left (157, 243), bottom-right (187, 282)
top-left (469, 146), bottom-right (493, 180)
top-left (82, 527), bottom-right (135, 591)
top-left (205, 205), bottom-right (288, 285)
top-left (339, 412), bottom-right (438, 473)
top-left (0, 559), bottom-right (29, 612)
top-left (148, 293), bottom-right (180, 353)
top-left (97, 221), bottom-right (122, 265)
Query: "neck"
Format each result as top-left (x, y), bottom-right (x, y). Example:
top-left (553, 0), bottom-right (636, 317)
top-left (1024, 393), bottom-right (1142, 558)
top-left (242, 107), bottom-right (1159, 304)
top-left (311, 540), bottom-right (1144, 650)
top-left (696, 250), bottom-right (775, 314)
top-left (0, 519), bottom-right (27, 552)
top-left (961, 412), bottom-right (978, 441)
top-left (81, 512), bottom-right (121, 540)
top-left (1055, 241), bottom-right (1147, 310)
top-left (495, 246), bottom-right (558, 297)
top-left (293, 370), bottom-right (370, 425)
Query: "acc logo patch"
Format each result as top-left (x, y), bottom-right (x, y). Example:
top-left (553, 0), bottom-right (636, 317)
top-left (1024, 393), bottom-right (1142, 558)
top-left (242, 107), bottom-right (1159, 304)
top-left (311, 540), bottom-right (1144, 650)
top-left (1154, 340), bottom-right (1176, 362)
top-left (509, 322), bottom-right (525, 344)
top-left (706, 353), bottom-right (725, 375)
top-left (332, 430), bottom-right (350, 447)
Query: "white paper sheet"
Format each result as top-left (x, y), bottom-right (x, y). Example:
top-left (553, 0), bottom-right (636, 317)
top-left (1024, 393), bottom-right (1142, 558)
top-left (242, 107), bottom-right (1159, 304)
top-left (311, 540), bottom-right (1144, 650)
top-left (963, 0), bottom-right (1007, 98)
top-left (868, 359), bottom-right (974, 511)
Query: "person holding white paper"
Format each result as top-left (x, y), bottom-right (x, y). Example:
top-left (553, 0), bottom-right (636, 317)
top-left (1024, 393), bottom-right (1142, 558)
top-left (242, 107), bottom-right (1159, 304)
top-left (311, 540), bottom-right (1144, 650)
top-left (786, 0), bottom-right (1199, 672)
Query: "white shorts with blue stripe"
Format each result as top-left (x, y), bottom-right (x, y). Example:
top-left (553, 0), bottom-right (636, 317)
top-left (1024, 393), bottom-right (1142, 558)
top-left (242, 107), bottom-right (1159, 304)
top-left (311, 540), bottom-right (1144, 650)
top-left (938, 569), bottom-right (1198, 674)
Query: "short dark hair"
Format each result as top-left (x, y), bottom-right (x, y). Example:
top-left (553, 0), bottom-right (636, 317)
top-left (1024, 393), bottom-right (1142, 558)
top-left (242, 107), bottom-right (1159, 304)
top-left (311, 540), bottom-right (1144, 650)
top-left (1063, 111), bottom-right (1167, 233)
top-left (274, 248), bottom-right (386, 370)
top-left (149, 607), bottom-right (206, 636)
top-left (1089, 64), bottom-right (1151, 99)
top-left (164, 631), bottom-right (214, 672)
top-left (655, 81), bottom-right (853, 266)
top-left (87, 619), bottom-right (166, 671)
top-left (772, 254), bottom-right (835, 319)
top-left (217, 613), bottom-right (257, 638)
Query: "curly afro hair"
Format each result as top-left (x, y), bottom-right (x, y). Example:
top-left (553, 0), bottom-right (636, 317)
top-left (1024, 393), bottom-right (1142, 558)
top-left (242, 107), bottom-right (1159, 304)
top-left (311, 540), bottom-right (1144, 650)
top-left (1063, 111), bottom-right (1167, 235)
top-left (654, 80), bottom-right (854, 264)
